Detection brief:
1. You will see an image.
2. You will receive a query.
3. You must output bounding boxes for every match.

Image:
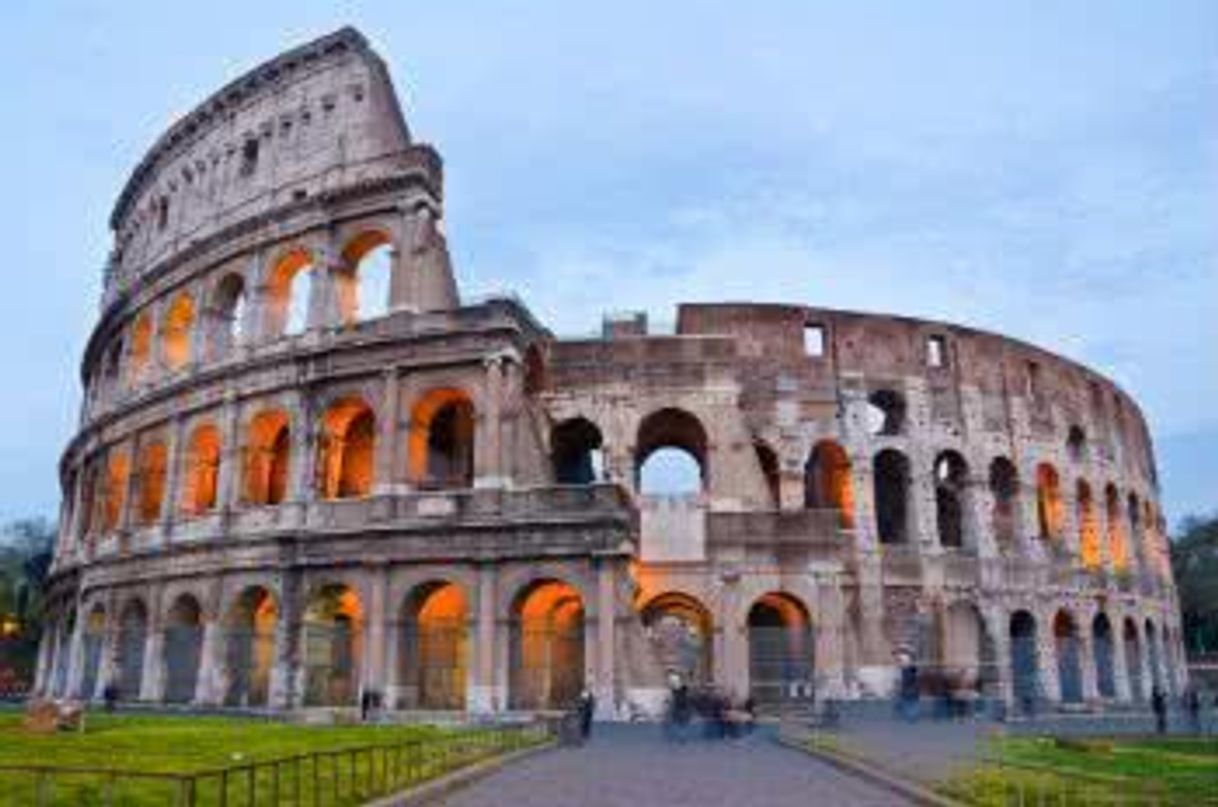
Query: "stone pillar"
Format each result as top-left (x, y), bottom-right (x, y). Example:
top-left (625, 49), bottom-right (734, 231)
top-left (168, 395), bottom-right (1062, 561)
top-left (65, 602), bottom-right (87, 699)
top-left (720, 581), bottom-right (749, 701)
top-left (1037, 607), bottom-right (1061, 704)
top-left (374, 368), bottom-right (401, 494)
top-left (967, 478), bottom-right (996, 557)
top-left (595, 558), bottom-right (618, 717)
top-left (474, 356), bottom-right (506, 488)
top-left (216, 393), bottom-right (241, 509)
top-left (140, 588), bottom-right (165, 702)
top-left (470, 563), bottom-right (498, 713)
top-left (161, 415), bottom-right (186, 540)
top-left (194, 617), bottom-right (223, 705)
top-left (34, 625), bottom-right (55, 694)
top-left (1112, 620), bottom-right (1132, 702)
top-left (270, 571), bottom-right (302, 709)
top-left (289, 394), bottom-right (316, 504)
top-left (816, 576), bottom-right (847, 699)
top-left (306, 245), bottom-right (341, 331)
top-left (363, 568), bottom-right (388, 695)
top-left (1079, 618), bottom-right (1099, 702)
top-left (397, 205), bottom-right (459, 313)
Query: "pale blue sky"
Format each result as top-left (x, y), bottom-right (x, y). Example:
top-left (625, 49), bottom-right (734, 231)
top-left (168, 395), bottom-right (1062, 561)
top-left (0, 2), bottom-right (1214, 527)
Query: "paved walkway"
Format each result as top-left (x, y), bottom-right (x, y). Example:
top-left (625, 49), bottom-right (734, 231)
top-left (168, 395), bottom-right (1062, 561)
top-left (440, 724), bottom-right (912, 806)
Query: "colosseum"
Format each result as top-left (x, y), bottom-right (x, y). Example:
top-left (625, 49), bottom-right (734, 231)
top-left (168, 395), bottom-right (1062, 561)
top-left (36, 28), bottom-right (1186, 720)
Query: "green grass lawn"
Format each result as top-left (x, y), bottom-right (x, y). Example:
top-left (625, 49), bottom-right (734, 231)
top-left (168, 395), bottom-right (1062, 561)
top-left (939, 735), bottom-right (1218, 806)
top-left (0, 712), bottom-right (542, 806)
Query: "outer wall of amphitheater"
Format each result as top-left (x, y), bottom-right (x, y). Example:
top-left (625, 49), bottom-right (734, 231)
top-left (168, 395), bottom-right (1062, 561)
top-left (36, 28), bottom-right (1186, 720)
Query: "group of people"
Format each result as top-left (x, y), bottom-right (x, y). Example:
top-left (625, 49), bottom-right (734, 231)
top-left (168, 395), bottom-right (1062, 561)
top-left (664, 673), bottom-right (756, 741)
top-left (1154, 685), bottom-right (1215, 735)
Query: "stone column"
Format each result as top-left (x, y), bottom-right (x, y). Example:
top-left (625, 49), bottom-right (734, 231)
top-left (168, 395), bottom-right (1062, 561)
top-left (474, 355), bottom-right (506, 488)
top-left (65, 602), bottom-right (87, 699)
top-left (140, 587), bottom-right (165, 702)
top-left (470, 563), bottom-right (498, 714)
top-left (216, 393), bottom-right (241, 509)
top-left (1112, 620), bottom-right (1132, 702)
top-left (289, 394), bottom-right (316, 504)
top-left (270, 571), bottom-right (302, 709)
top-left (306, 244), bottom-right (342, 331)
top-left (815, 576), bottom-right (847, 699)
top-left (160, 415), bottom-right (186, 541)
top-left (1079, 618), bottom-right (1099, 702)
top-left (595, 558), bottom-right (618, 717)
top-left (194, 616), bottom-right (223, 706)
top-left (374, 368), bottom-right (401, 494)
top-left (363, 568), bottom-right (388, 695)
top-left (1037, 607), bottom-right (1061, 704)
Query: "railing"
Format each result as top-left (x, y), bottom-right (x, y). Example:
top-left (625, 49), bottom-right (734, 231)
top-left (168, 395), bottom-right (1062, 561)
top-left (0, 722), bottom-right (550, 806)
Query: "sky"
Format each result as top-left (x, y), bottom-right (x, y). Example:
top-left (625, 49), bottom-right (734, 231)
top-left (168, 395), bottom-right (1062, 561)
top-left (0, 1), bottom-right (1214, 528)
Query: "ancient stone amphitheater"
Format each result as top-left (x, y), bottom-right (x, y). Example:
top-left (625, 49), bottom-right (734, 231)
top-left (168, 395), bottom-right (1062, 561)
top-left (36, 28), bottom-right (1185, 718)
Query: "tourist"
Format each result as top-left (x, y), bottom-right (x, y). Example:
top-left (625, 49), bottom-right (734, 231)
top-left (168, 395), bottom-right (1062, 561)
top-left (578, 689), bottom-right (595, 741)
top-left (1151, 686), bottom-right (1167, 734)
top-left (1183, 687), bottom-right (1201, 735)
top-left (102, 682), bottom-right (118, 713)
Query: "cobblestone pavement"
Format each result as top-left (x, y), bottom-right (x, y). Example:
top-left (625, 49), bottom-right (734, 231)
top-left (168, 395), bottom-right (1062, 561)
top-left (440, 724), bottom-right (913, 806)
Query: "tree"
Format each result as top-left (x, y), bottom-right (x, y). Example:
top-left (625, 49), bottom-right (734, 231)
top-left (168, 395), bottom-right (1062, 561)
top-left (0, 518), bottom-right (55, 690)
top-left (1170, 514), bottom-right (1218, 656)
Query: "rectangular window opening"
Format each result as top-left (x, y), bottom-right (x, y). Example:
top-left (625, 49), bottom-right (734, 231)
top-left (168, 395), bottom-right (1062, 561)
top-left (803, 324), bottom-right (825, 357)
top-left (927, 335), bottom-right (947, 368)
top-left (1026, 361), bottom-right (1041, 399)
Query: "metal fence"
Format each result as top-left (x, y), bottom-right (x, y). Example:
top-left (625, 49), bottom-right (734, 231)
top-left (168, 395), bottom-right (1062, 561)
top-left (0, 721), bottom-right (550, 807)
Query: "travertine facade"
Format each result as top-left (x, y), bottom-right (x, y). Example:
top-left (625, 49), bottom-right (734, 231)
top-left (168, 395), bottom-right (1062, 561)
top-left (37, 29), bottom-right (1186, 718)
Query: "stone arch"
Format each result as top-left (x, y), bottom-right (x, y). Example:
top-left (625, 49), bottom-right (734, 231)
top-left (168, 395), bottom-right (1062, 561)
top-left (223, 586), bottom-right (277, 707)
top-left (128, 311), bottom-right (153, 384)
top-left (865, 389), bottom-right (906, 436)
top-left (397, 580), bottom-right (469, 710)
top-left (243, 409), bottom-right (290, 505)
top-left (163, 593), bottom-right (203, 703)
top-left (754, 440), bottom-right (781, 508)
top-left (988, 457), bottom-right (1019, 550)
top-left (80, 603), bottom-right (106, 699)
top-left (747, 592), bottom-right (814, 705)
top-left (317, 396), bottom-right (376, 499)
top-left (1127, 492), bottom-right (1144, 569)
top-left (408, 388), bottom-right (475, 489)
top-left (100, 449), bottom-right (130, 533)
top-left (1092, 612), bottom-right (1116, 699)
top-left (208, 272), bottom-right (246, 357)
top-left (265, 247), bottom-right (314, 337)
top-left (1077, 479), bottom-right (1100, 568)
top-left (806, 440), bottom-right (854, 528)
top-left (640, 592), bottom-right (714, 688)
top-left (161, 291), bottom-right (195, 371)
top-left (933, 450), bottom-right (969, 549)
top-left (1009, 610), bottom-right (1039, 713)
top-left (1123, 617), bottom-right (1144, 702)
top-left (551, 416), bottom-right (604, 485)
top-left (1054, 609), bottom-right (1083, 704)
top-left (181, 422), bottom-right (221, 515)
top-left (1035, 463), bottom-right (1063, 541)
top-left (508, 579), bottom-right (586, 710)
top-left (135, 440), bottom-right (169, 525)
top-left (635, 407), bottom-right (709, 496)
top-left (116, 597), bottom-right (149, 700)
top-left (1105, 483), bottom-right (1128, 570)
top-left (337, 229), bottom-right (393, 323)
top-left (302, 583), bottom-right (364, 706)
top-left (1066, 425), bottom-right (1087, 463)
top-left (873, 449), bottom-right (911, 544)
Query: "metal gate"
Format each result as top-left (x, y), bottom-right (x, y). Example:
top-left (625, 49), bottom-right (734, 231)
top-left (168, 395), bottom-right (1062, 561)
top-left (1094, 628), bottom-right (1115, 698)
top-left (1010, 625), bottom-right (1039, 712)
top-left (303, 621), bottom-right (357, 706)
top-left (117, 619), bottom-right (146, 700)
top-left (163, 624), bottom-right (202, 703)
top-left (748, 626), bottom-right (814, 705)
top-left (224, 626), bottom-right (274, 707)
top-left (508, 625), bottom-right (584, 710)
top-left (1057, 633), bottom-right (1082, 703)
top-left (400, 619), bottom-right (467, 710)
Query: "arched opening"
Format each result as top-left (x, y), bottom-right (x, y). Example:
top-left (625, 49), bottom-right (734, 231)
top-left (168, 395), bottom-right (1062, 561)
top-left (988, 457), bottom-right (1019, 550)
top-left (1077, 480), bottom-right (1100, 568)
top-left (1127, 493), bottom-right (1144, 570)
top-left (181, 424), bottom-right (221, 515)
top-left (103, 339), bottom-right (123, 394)
top-left (1036, 463), bottom-right (1063, 541)
top-left (128, 313), bottom-right (153, 384)
top-left (873, 449), bottom-right (910, 544)
top-left (163, 595), bottom-right (203, 704)
top-left (865, 389), bottom-right (906, 436)
top-left (408, 389), bottom-right (475, 489)
top-left (398, 582), bottom-right (468, 710)
top-left (338, 231), bottom-right (393, 322)
top-left (266, 249), bottom-right (314, 337)
top-left (224, 587), bottom-right (277, 707)
top-left (1123, 617), bottom-right (1143, 702)
top-left (635, 408), bottom-right (708, 496)
top-left (1106, 484), bottom-right (1128, 570)
top-left (244, 410), bottom-right (290, 506)
top-left (101, 451), bottom-right (130, 533)
top-left (80, 605), bottom-right (106, 699)
top-left (317, 397), bottom-right (376, 499)
top-left (1009, 611), bottom-right (1039, 713)
top-left (1092, 613), bottom-right (1115, 699)
top-left (1145, 619), bottom-right (1163, 692)
top-left (1066, 425), bottom-right (1087, 463)
top-left (162, 292), bottom-right (195, 371)
top-left (934, 451), bottom-right (969, 549)
top-left (117, 599), bottom-right (148, 700)
top-left (509, 580), bottom-right (585, 710)
top-left (1054, 610), bottom-right (1082, 704)
top-left (302, 584), bottom-right (364, 707)
top-left (755, 441), bottom-right (781, 508)
top-left (747, 592), bottom-right (814, 706)
top-left (136, 441), bottom-right (168, 525)
top-left (806, 440), bottom-right (854, 528)
top-left (210, 273), bottom-right (246, 357)
top-left (641, 593), bottom-right (713, 689)
top-left (551, 417), bottom-right (604, 485)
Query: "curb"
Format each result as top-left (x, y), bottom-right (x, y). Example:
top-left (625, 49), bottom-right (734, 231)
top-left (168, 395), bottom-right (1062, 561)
top-left (776, 735), bottom-right (965, 807)
top-left (365, 740), bottom-right (557, 806)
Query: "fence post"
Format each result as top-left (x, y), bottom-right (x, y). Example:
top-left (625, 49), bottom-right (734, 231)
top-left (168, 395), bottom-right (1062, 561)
top-left (312, 752), bottom-right (319, 807)
top-left (34, 771), bottom-right (49, 807)
top-left (218, 768), bottom-right (228, 807)
top-left (105, 771), bottom-right (116, 807)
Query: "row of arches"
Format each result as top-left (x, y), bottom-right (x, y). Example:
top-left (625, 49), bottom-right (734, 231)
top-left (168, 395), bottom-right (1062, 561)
top-left (95, 231), bottom-right (395, 397)
top-left (77, 388), bottom-right (476, 539)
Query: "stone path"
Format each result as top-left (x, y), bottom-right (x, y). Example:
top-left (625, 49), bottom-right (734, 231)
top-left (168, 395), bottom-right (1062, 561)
top-left (440, 724), bottom-right (912, 806)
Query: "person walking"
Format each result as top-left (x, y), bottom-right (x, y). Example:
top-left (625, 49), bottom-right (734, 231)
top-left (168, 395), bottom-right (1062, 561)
top-left (1151, 686), bottom-right (1167, 735)
top-left (1183, 687), bottom-right (1201, 735)
top-left (578, 689), bottom-right (595, 742)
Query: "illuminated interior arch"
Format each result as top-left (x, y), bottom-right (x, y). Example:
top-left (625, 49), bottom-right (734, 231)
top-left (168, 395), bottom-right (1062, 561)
top-left (302, 584), bottom-right (364, 706)
top-left (181, 423), bottom-right (221, 515)
top-left (317, 397), bottom-right (376, 499)
top-left (1035, 463), bottom-right (1063, 541)
top-left (337, 230), bottom-right (393, 323)
top-left (988, 457), bottom-right (1019, 549)
top-left (136, 440), bottom-right (168, 525)
top-left (244, 410), bottom-right (290, 505)
top-left (747, 592), bottom-right (814, 705)
top-left (224, 587), bottom-right (277, 707)
top-left (399, 581), bottom-right (468, 710)
top-left (128, 312), bottom-right (153, 384)
top-left (408, 388), bottom-right (475, 489)
top-left (509, 579), bottom-right (585, 710)
top-left (1077, 479), bottom-right (1100, 568)
top-left (806, 440), bottom-right (854, 527)
top-left (1105, 483), bottom-right (1128, 570)
top-left (265, 248), bottom-right (314, 337)
top-left (100, 450), bottom-right (130, 533)
top-left (161, 292), bottom-right (195, 370)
